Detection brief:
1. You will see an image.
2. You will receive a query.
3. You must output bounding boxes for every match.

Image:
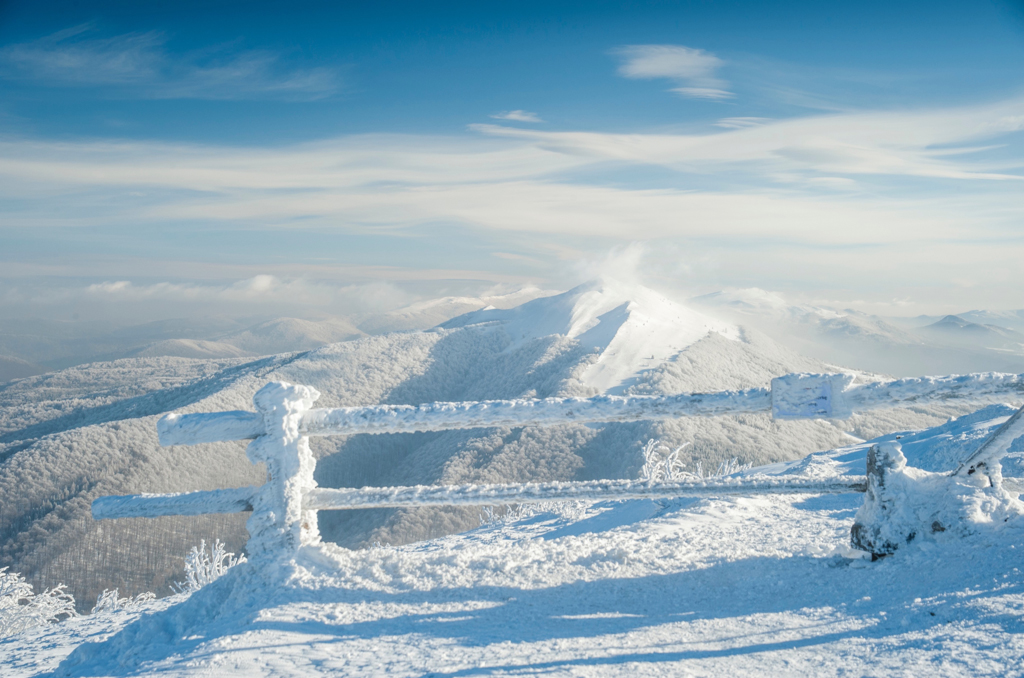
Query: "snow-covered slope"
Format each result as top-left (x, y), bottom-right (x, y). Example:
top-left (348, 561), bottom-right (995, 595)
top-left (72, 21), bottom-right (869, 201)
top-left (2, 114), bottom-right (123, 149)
top-left (444, 279), bottom-right (740, 394)
top-left (122, 339), bottom-right (253, 360)
top-left (0, 280), bottom-right (998, 608)
top-left (921, 315), bottom-right (1024, 350)
top-left (216, 317), bottom-right (365, 355)
top-left (6, 407), bottom-right (1024, 677)
top-left (940, 309), bottom-right (1024, 333)
top-left (0, 355), bottom-right (43, 383)
top-left (356, 286), bottom-right (554, 335)
top-left (693, 288), bottom-right (1024, 376)
top-left (0, 316), bottom-right (364, 376)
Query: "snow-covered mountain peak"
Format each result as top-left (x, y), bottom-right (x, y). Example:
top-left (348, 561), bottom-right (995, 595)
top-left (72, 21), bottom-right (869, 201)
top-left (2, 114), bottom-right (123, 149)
top-left (442, 279), bottom-right (739, 393)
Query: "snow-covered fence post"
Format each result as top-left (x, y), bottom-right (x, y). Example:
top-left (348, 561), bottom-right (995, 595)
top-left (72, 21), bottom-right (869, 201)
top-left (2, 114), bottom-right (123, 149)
top-left (850, 442), bottom-right (908, 558)
top-left (244, 382), bottom-right (322, 560)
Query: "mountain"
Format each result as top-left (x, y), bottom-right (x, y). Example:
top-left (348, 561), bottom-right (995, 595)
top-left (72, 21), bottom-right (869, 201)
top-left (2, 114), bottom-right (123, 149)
top-left (122, 339), bottom-right (254, 360)
top-left (921, 314), bottom-right (1024, 348)
top-left (442, 280), bottom-right (740, 394)
top-left (692, 288), bottom-right (1024, 376)
top-left (215, 317), bottom-right (365, 355)
top-left (950, 309), bottom-right (1024, 333)
top-left (0, 279), bottom-right (989, 607)
top-left (0, 316), bottom-right (363, 377)
top-left (355, 286), bottom-right (554, 335)
top-left (0, 355), bottom-right (44, 383)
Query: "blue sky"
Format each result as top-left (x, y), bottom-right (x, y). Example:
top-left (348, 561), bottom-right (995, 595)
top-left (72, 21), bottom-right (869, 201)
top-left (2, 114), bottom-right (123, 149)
top-left (1, 0), bottom-right (1023, 320)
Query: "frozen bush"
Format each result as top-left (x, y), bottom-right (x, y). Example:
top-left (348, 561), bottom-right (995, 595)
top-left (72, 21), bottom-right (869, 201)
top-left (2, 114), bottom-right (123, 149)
top-left (92, 589), bottom-right (156, 615)
top-left (171, 539), bottom-right (246, 594)
top-left (479, 504), bottom-right (532, 526)
top-left (0, 567), bottom-right (76, 638)
top-left (639, 439), bottom-right (751, 481)
top-left (639, 439), bottom-right (691, 481)
top-left (479, 500), bottom-right (587, 527)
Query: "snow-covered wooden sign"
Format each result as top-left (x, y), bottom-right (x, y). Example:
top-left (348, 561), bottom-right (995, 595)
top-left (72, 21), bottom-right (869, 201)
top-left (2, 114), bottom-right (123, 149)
top-left (92, 372), bottom-right (1024, 560)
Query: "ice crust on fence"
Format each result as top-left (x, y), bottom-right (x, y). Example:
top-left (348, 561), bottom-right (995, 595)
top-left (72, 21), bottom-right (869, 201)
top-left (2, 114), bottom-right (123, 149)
top-left (299, 389), bottom-right (773, 437)
top-left (92, 487), bottom-right (258, 520)
top-left (156, 371), bottom-right (1024, 446)
top-left (157, 410), bottom-right (263, 446)
top-left (842, 372), bottom-right (1024, 412)
top-left (244, 382), bottom-right (322, 559)
top-left (955, 404), bottom-right (1024, 477)
top-left (771, 371), bottom-right (1024, 420)
top-left (770, 373), bottom-right (854, 419)
top-left (303, 476), bottom-right (868, 510)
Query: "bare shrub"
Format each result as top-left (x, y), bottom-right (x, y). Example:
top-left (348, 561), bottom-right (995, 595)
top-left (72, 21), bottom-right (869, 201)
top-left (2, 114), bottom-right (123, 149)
top-left (171, 539), bottom-right (246, 594)
top-left (0, 567), bottom-right (76, 638)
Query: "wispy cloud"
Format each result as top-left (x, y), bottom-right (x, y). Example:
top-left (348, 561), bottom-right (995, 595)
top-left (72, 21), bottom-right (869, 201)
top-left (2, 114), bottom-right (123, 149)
top-left (473, 97), bottom-right (1024, 181)
top-left (491, 110), bottom-right (542, 123)
top-left (614, 45), bottom-right (733, 100)
top-left (82, 275), bottom-right (411, 311)
top-left (1, 96), bottom-right (1023, 310)
top-left (0, 24), bottom-right (339, 100)
top-left (715, 117), bottom-right (769, 129)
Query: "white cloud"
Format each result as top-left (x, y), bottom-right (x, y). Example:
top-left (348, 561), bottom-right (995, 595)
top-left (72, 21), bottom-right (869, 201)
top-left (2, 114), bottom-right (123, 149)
top-left (81, 276), bottom-right (414, 312)
top-left (614, 45), bottom-right (733, 100)
top-left (472, 97), bottom-right (1024, 181)
top-left (490, 110), bottom-right (542, 123)
top-left (0, 24), bottom-right (339, 100)
top-left (715, 117), bottom-right (770, 129)
top-left (1, 95), bottom-right (1024, 311)
top-left (671, 87), bottom-right (733, 100)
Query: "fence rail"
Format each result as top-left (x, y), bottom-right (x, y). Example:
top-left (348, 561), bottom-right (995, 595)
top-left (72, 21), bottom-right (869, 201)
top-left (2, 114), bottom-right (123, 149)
top-left (92, 371), bottom-right (1024, 561)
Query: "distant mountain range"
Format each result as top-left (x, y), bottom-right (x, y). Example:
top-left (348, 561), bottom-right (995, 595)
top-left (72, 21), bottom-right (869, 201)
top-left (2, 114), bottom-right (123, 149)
top-left (5, 284), bottom-right (1024, 384)
top-left (691, 288), bottom-right (1024, 376)
top-left (0, 288), bottom-right (554, 383)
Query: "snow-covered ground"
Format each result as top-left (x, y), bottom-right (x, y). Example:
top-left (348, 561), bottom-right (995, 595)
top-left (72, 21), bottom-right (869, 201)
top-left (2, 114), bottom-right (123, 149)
top-left (5, 405), bottom-right (1024, 677)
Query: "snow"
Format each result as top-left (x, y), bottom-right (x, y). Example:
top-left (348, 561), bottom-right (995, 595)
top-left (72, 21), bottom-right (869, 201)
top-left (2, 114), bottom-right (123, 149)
top-left (443, 279), bottom-right (739, 394)
top-left (356, 286), bottom-right (555, 335)
top-left (692, 288), bottom-right (1024, 377)
top-left (850, 442), bottom-right (1024, 557)
top-left (302, 475), bottom-right (866, 510)
top-left (5, 401), bottom-right (1024, 675)
top-left (124, 339), bottom-right (253, 360)
top-left (742, 402), bottom-right (1024, 481)
top-left (218, 318), bottom-right (365, 356)
top-left (245, 381), bottom-right (322, 560)
top-left (301, 388), bottom-right (773, 435)
top-left (7, 490), bottom-right (1024, 675)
